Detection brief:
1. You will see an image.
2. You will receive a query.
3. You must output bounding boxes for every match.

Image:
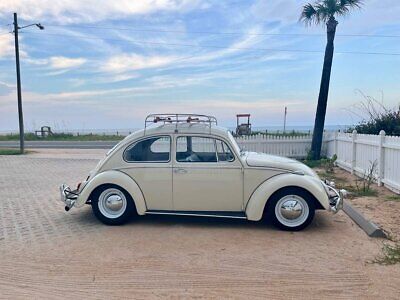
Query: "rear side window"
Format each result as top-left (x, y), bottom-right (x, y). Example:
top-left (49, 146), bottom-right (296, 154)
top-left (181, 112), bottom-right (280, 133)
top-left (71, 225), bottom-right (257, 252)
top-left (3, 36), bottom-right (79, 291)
top-left (124, 136), bottom-right (170, 162)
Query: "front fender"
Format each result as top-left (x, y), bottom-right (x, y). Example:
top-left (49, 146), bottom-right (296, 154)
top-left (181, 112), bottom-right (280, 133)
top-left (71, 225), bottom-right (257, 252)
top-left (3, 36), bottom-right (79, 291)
top-left (245, 174), bottom-right (329, 221)
top-left (76, 170), bottom-right (147, 215)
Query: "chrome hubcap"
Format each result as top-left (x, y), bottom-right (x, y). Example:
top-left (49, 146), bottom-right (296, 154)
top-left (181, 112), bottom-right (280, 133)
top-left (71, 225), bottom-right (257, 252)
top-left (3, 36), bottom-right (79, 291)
top-left (280, 200), bottom-right (303, 220)
top-left (105, 195), bottom-right (124, 211)
top-left (98, 188), bottom-right (127, 219)
top-left (275, 195), bottom-right (309, 227)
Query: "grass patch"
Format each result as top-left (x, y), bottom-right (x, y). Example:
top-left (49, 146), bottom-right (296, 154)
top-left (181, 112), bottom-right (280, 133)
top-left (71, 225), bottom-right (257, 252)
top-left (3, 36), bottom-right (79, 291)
top-left (354, 189), bottom-right (378, 197)
top-left (0, 133), bottom-right (124, 141)
top-left (340, 184), bottom-right (378, 197)
top-left (373, 243), bottom-right (400, 265)
top-left (0, 148), bottom-right (23, 155)
top-left (385, 195), bottom-right (400, 202)
top-left (302, 159), bottom-right (323, 169)
top-left (302, 155), bottom-right (337, 173)
top-left (316, 171), bottom-right (345, 183)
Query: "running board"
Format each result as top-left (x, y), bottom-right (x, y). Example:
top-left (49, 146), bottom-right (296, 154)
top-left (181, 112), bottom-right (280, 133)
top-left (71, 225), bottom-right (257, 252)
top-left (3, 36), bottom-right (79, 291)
top-left (145, 210), bottom-right (247, 219)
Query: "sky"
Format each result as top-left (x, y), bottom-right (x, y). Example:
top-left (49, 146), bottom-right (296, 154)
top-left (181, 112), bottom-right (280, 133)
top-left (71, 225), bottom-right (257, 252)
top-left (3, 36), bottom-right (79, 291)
top-left (0, 0), bottom-right (399, 132)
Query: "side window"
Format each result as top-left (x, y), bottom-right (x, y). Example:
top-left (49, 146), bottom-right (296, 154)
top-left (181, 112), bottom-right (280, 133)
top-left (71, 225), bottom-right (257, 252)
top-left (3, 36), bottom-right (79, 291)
top-left (176, 136), bottom-right (217, 162)
top-left (124, 136), bottom-right (170, 162)
top-left (216, 140), bottom-right (235, 162)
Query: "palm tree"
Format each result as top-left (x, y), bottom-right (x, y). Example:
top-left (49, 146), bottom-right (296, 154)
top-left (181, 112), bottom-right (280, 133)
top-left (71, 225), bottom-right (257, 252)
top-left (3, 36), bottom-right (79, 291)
top-left (300, 0), bottom-right (363, 160)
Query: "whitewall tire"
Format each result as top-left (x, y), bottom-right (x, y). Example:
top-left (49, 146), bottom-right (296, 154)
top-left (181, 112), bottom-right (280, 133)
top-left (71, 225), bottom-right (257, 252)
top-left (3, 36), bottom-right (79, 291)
top-left (91, 184), bottom-right (136, 225)
top-left (266, 187), bottom-right (315, 231)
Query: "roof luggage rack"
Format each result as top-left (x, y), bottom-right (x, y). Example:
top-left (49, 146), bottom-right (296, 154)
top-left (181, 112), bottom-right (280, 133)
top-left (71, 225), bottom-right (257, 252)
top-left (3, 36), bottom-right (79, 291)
top-left (144, 114), bottom-right (218, 134)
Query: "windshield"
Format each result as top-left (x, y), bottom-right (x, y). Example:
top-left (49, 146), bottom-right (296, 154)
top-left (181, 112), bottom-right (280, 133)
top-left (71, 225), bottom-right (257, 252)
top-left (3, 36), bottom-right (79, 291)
top-left (227, 131), bottom-right (242, 155)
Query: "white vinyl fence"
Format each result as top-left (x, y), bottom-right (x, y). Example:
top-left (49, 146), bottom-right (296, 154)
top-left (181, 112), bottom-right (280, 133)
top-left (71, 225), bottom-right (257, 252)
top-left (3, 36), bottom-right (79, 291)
top-left (324, 131), bottom-right (400, 193)
top-left (235, 132), bottom-right (400, 194)
top-left (236, 134), bottom-right (313, 158)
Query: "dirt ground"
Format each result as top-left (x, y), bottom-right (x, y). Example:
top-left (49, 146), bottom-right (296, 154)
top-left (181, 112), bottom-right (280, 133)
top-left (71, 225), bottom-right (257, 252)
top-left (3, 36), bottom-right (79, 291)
top-left (316, 167), bottom-right (400, 241)
top-left (0, 149), bottom-right (399, 299)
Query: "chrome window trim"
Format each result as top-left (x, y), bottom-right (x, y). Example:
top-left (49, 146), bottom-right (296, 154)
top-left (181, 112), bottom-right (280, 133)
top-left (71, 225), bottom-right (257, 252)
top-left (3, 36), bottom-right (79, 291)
top-left (123, 135), bottom-right (172, 163)
top-left (175, 135), bottom-right (236, 164)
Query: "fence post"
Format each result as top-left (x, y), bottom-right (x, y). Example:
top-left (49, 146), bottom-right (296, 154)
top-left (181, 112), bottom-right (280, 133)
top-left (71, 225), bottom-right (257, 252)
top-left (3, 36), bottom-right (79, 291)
top-left (351, 130), bottom-right (357, 174)
top-left (334, 131), bottom-right (338, 157)
top-left (378, 130), bottom-right (386, 186)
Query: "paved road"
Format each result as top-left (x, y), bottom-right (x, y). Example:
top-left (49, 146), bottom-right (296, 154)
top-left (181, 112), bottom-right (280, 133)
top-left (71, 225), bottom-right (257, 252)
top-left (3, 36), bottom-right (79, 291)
top-left (0, 153), bottom-right (399, 299)
top-left (0, 140), bottom-right (118, 149)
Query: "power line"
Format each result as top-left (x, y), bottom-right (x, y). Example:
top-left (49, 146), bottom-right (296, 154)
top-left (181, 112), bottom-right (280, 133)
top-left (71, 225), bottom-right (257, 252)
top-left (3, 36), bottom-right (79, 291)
top-left (21, 31), bottom-right (400, 56)
top-left (45, 23), bottom-right (400, 39)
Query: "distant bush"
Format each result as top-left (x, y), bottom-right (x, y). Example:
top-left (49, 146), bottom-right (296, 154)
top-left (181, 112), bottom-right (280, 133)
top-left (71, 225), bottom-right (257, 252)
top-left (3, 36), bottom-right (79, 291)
top-left (0, 132), bottom-right (123, 141)
top-left (348, 91), bottom-right (400, 136)
top-left (353, 109), bottom-right (400, 136)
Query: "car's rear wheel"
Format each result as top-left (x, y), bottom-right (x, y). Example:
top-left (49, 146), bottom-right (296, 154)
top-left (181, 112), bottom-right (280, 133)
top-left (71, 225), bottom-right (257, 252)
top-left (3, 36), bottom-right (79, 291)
top-left (266, 187), bottom-right (315, 231)
top-left (91, 184), bottom-right (135, 225)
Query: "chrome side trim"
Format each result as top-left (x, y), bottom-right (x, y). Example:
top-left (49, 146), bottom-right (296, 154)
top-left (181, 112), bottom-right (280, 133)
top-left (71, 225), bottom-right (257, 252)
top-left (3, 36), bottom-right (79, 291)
top-left (145, 210), bottom-right (247, 219)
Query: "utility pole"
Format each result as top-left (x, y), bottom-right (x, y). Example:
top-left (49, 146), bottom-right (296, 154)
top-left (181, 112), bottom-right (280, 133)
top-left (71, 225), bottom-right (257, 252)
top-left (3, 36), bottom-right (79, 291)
top-left (283, 106), bottom-right (287, 134)
top-left (12, 13), bottom-right (44, 154)
top-left (13, 12), bottom-right (24, 154)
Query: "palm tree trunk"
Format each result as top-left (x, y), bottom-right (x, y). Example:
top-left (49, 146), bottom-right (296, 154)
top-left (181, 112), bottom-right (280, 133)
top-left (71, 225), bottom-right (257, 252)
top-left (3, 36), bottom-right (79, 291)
top-left (310, 16), bottom-right (338, 160)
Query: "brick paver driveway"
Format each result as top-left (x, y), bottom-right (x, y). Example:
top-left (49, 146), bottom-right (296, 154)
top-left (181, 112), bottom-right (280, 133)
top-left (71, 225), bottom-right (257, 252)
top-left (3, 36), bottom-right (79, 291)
top-left (0, 153), bottom-right (399, 299)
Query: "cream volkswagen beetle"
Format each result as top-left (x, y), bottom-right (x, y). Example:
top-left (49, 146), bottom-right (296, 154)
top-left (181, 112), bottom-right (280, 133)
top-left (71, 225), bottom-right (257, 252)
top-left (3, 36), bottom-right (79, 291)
top-left (60, 114), bottom-right (343, 231)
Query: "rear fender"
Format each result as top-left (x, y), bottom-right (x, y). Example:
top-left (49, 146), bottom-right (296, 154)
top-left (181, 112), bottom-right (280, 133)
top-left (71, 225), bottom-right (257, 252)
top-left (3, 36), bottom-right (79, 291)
top-left (76, 170), bottom-right (147, 215)
top-left (245, 174), bottom-right (329, 221)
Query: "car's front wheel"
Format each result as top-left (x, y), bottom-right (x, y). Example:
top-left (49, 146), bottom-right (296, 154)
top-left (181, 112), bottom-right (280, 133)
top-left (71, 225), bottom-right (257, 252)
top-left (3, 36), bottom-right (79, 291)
top-left (266, 187), bottom-right (315, 231)
top-left (91, 184), bottom-right (136, 225)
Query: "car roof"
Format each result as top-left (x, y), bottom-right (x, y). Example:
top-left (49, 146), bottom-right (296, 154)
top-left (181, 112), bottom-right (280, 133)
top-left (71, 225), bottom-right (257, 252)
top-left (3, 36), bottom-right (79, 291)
top-left (125, 123), bottom-right (231, 141)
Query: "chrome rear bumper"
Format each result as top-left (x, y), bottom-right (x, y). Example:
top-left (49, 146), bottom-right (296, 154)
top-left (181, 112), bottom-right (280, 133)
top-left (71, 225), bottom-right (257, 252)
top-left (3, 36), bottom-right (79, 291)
top-left (59, 184), bottom-right (78, 211)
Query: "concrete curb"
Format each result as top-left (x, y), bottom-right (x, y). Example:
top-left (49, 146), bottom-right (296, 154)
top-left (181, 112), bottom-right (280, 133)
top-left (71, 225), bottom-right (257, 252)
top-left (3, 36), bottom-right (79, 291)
top-left (343, 201), bottom-right (387, 238)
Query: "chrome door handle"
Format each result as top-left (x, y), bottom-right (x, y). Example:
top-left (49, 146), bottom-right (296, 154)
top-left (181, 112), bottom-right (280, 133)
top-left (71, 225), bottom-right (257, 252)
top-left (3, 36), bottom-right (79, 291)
top-left (174, 168), bottom-right (188, 174)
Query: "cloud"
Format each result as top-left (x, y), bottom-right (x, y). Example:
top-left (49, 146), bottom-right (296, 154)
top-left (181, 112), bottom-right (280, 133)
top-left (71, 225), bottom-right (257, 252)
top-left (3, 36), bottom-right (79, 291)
top-left (100, 54), bottom-right (179, 73)
top-left (0, 0), bottom-right (208, 24)
top-left (97, 26), bottom-right (288, 79)
top-left (24, 58), bottom-right (49, 65)
top-left (24, 56), bottom-right (87, 75)
top-left (48, 56), bottom-right (86, 69)
top-left (0, 85), bottom-right (311, 129)
top-left (248, 0), bottom-right (307, 25)
top-left (0, 80), bottom-right (14, 96)
top-left (0, 34), bottom-right (14, 58)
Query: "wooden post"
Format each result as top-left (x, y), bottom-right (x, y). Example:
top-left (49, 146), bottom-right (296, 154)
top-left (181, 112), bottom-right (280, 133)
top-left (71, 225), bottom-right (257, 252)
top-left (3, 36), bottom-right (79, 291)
top-left (351, 130), bottom-right (357, 174)
top-left (378, 130), bottom-right (386, 186)
top-left (13, 13), bottom-right (25, 154)
top-left (334, 131), bottom-right (338, 157)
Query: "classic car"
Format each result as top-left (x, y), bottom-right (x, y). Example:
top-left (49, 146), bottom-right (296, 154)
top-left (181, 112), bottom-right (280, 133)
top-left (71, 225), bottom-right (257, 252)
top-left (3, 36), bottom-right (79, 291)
top-left (60, 114), bottom-right (344, 231)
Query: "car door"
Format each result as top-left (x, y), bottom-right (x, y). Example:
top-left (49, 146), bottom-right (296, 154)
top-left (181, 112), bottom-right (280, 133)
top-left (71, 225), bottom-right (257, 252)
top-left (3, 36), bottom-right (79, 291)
top-left (172, 135), bottom-right (243, 212)
top-left (122, 135), bottom-right (173, 210)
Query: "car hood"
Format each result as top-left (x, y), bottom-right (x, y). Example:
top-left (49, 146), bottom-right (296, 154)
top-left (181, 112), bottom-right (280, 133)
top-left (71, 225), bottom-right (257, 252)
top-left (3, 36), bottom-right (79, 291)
top-left (245, 152), bottom-right (317, 177)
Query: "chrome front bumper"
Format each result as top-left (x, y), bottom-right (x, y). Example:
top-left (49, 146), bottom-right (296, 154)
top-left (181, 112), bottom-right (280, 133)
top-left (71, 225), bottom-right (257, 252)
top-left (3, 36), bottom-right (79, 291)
top-left (323, 180), bottom-right (345, 214)
top-left (59, 184), bottom-right (78, 211)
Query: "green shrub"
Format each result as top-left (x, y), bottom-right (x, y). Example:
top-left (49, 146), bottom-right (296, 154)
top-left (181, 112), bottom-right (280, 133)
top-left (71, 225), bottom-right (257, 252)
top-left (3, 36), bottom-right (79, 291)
top-left (348, 91), bottom-right (400, 136)
top-left (321, 154), bottom-right (337, 173)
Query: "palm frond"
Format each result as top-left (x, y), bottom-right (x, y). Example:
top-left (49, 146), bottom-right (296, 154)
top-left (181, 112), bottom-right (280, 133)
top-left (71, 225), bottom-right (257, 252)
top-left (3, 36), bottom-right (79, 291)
top-left (338, 0), bottom-right (363, 16)
top-left (323, 0), bottom-right (340, 15)
top-left (340, 0), bottom-right (364, 9)
top-left (314, 3), bottom-right (332, 23)
top-left (301, 0), bottom-right (363, 26)
top-left (300, 3), bottom-right (318, 25)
